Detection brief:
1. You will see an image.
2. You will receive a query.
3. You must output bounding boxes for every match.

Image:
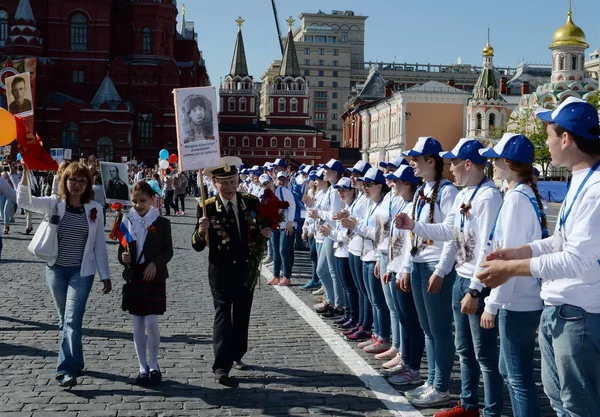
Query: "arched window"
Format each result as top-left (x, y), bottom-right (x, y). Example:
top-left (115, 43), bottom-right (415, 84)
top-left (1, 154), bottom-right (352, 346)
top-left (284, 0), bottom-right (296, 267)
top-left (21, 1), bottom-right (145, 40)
top-left (62, 122), bottom-right (80, 151)
top-left (298, 137), bottom-right (305, 148)
top-left (142, 27), bottom-right (151, 54)
top-left (239, 97), bottom-right (247, 112)
top-left (571, 55), bottom-right (577, 70)
top-left (242, 136), bottom-right (249, 147)
top-left (290, 98), bottom-right (298, 113)
top-left (96, 137), bottom-right (113, 161)
top-left (70, 14), bottom-right (88, 51)
top-left (256, 136), bottom-right (263, 147)
top-left (228, 136), bottom-right (236, 146)
top-left (284, 137), bottom-right (291, 148)
top-left (559, 55), bottom-right (565, 70)
top-left (270, 137), bottom-right (277, 148)
top-left (137, 113), bottom-right (153, 146)
top-left (278, 98), bottom-right (286, 112)
top-left (0, 11), bottom-right (8, 46)
top-left (489, 113), bottom-right (496, 135)
top-left (228, 97), bottom-right (236, 111)
top-left (476, 113), bottom-right (482, 132)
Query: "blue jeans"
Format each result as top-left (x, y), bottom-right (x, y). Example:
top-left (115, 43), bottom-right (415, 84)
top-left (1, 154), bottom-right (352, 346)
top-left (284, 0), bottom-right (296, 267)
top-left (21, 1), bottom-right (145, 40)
top-left (363, 261), bottom-right (391, 340)
top-left (453, 277), bottom-right (504, 416)
top-left (498, 308), bottom-right (542, 417)
top-left (380, 255), bottom-right (400, 349)
top-left (307, 236), bottom-right (320, 285)
top-left (271, 228), bottom-right (294, 278)
top-left (391, 273), bottom-right (424, 371)
top-left (45, 265), bottom-right (95, 378)
top-left (540, 304), bottom-right (600, 417)
top-left (349, 253), bottom-right (372, 331)
top-left (335, 256), bottom-right (358, 322)
top-left (0, 194), bottom-right (11, 226)
top-left (316, 239), bottom-right (342, 307)
top-left (411, 261), bottom-right (456, 392)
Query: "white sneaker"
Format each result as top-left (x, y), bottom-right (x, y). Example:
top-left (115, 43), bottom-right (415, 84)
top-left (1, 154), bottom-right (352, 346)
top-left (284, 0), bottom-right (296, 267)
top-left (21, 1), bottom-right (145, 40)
top-left (264, 256), bottom-right (273, 264)
top-left (387, 369), bottom-right (422, 386)
top-left (380, 363), bottom-right (406, 377)
top-left (410, 386), bottom-right (450, 408)
top-left (312, 287), bottom-right (325, 296)
top-left (404, 382), bottom-right (431, 399)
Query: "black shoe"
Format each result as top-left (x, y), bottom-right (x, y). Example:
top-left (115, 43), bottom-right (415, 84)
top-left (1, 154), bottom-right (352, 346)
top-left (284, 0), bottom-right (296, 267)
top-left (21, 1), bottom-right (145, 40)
top-left (136, 371), bottom-right (149, 386)
top-left (233, 361), bottom-right (249, 371)
top-left (320, 305), bottom-right (336, 318)
top-left (315, 304), bottom-right (330, 314)
top-left (333, 316), bottom-right (348, 325)
top-left (148, 369), bottom-right (162, 385)
top-left (214, 371), bottom-right (236, 387)
top-left (25, 227), bottom-right (33, 235)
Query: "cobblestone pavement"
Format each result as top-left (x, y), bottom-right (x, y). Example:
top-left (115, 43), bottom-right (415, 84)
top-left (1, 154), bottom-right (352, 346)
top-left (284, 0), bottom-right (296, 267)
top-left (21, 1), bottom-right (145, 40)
top-left (0, 199), bottom-right (560, 417)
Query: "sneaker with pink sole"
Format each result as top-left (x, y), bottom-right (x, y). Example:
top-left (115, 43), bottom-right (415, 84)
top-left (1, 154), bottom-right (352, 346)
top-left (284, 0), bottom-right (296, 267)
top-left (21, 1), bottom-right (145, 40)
top-left (363, 340), bottom-right (392, 354)
top-left (278, 278), bottom-right (291, 286)
top-left (267, 277), bottom-right (279, 285)
top-left (382, 353), bottom-right (403, 369)
top-left (375, 347), bottom-right (398, 361)
top-left (357, 335), bottom-right (377, 349)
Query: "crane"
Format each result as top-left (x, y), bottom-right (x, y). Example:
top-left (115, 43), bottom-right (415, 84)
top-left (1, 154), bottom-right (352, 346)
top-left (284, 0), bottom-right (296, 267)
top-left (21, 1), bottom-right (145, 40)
top-left (271, 0), bottom-right (284, 55)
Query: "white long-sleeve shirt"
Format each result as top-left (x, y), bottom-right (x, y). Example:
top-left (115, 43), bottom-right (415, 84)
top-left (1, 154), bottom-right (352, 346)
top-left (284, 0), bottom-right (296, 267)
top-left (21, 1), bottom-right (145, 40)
top-left (375, 191), bottom-right (399, 256)
top-left (484, 184), bottom-right (544, 315)
top-left (353, 196), bottom-right (386, 262)
top-left (315, 180), bottom-right (345, 241)
top-left (312, 188), bottom-right (330, 243)
top-left (347, 191), bottom-right (372, 257)
top-left (274, 185), bottom-right (296, 228)
top-left (401, 180), bottom-right (458, 277)
top-left (387, 200), bottom-right (413, 274)
top-left (332, 202), bottom-right (352, 258)
top-left (530, 166), bottom-right (600, 313)
top-left (411, 180), bottom-right (502, 285)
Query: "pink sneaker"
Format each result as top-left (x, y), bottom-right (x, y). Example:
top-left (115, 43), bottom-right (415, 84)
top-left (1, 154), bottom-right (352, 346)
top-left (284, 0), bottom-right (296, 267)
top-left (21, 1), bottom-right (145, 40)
top-left (267, 277), bottom-right (279, 285)
top-left (375, 347), bottom-right (398, 361)
top-left (363, 340), bottom-right (392, 354)
top-left (279, 278), bottom-right (291, 286)
top-left (357, 335), bottom-right (377, 349)
top-left (382, 353), bottom-right (403, 369)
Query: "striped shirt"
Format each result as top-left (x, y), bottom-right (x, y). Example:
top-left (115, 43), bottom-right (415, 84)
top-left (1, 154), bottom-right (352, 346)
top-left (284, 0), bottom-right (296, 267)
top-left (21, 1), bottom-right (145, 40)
top-left (56, 206), bottom-right (89, 267)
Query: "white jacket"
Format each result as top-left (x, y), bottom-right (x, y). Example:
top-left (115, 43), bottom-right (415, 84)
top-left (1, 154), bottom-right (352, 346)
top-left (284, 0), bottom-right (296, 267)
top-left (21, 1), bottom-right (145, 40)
top-left (17, 185), bottom-right (111, 280)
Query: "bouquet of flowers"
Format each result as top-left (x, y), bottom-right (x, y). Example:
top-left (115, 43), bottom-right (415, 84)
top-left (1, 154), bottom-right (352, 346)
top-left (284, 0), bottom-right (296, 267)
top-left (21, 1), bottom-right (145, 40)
top-left (245, 188), bottom-right (289, 289)
top-left (108, 202), bottom-right (124, 241)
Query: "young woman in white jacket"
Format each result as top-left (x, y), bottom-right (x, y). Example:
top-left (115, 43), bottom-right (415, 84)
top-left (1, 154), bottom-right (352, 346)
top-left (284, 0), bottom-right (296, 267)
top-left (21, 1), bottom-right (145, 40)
top-left (478, 133), bottom-right (546, 417)
top-left (19, 163), bottom-right (111, 389)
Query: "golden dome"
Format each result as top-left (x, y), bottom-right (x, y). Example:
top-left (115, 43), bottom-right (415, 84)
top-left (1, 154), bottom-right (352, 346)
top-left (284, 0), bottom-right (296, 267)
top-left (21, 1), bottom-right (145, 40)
top-left (482, 41), bottom-right (494, 57)
top-left (550, 11), bottom-right (588, 49)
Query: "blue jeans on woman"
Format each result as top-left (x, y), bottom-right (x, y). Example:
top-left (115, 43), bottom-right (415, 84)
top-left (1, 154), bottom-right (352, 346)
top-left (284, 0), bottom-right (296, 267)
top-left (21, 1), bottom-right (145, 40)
top-left (391, 272), bottom-right (425, 371)
top-left (0, 194), bottom-right (12, 227)
top-left (498, 308), bottom-right (541, 417)
top-left (453, 277), bottom-right (504, 416)
top-left (379, 255), bottom-right (400, 349)
top-left (411, 261), bottom-right (456, 392)
top-left (306, 236), bottom-right (320, 286)
top-left (316, 239), bottom-right (343, 307)
top-left (45, 265), bottom-right (95, 379)
top-left (349, 253), bottom-right (371, 331)
top-left (271, 228), bottom-right (294, 278)
top-left (335, 256), bottom-right (358, 322)
top-left (363, 260), bottom-right (391, 341)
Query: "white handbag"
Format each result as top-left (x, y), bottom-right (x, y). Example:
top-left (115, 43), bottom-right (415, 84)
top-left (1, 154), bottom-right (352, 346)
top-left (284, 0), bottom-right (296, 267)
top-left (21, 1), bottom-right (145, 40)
top-left (28, 205), bottom-right (60, 261)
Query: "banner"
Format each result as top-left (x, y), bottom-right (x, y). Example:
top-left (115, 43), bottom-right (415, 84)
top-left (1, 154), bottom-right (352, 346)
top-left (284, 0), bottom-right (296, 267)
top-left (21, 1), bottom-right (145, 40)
top-left (50, 148), bottom-right (64, 163)
top-left (173, 86), bottom-right (221, 172)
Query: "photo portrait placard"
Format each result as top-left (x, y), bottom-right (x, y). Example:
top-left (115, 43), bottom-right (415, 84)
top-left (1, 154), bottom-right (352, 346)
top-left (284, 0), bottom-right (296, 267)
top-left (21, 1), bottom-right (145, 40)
top-left (173, 86), bottom-right (221, 172)
top-left (99, 161), bottom-right (131, 205)
top-left (6, 72), bottom-right (33, 118)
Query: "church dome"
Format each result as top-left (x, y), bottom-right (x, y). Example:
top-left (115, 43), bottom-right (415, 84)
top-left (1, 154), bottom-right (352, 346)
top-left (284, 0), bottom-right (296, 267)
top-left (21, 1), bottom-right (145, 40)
top-left (550, 11), bottom-right (588, 49)
top-left (482, 41), bottom-right (494, 57)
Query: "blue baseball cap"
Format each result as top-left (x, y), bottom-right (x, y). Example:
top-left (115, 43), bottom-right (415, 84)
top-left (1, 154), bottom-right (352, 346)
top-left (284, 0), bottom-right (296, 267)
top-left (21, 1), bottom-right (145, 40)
top-left (379, 156), bottom-right (409, 169)
top-left (240, 163), bottom-right (247, 170)
top-left (440, 138), bottom-right (486, 164)
top-left (322, 158), bottom-right (345, 174)
top-left (403, 136), bottom-right (443, 157)
top-left (357, 167), bottom-right (386, 185)
top-left (302, 164), bottom-right (315, 174)
top-left (333, 177), bottom-right (353, 190)
top-left (479, 133), bottom-right (535, 164)
top-left (349, 160), bottom-right (371, 176)
top-left (273, 158), bottom-right (287, 167)
top-left (385, 165), bottom-right (420, 185)
top-left (259, 174), bottom-right (272, 184)
top-left (299, 164), bottom-right (306, 170)
top-left (536, 97), bottom-right (600, 141)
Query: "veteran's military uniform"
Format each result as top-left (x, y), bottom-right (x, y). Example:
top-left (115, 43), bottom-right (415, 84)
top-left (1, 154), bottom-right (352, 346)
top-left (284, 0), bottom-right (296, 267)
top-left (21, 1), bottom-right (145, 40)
top-left (191, 158), bottom-right (261, 380)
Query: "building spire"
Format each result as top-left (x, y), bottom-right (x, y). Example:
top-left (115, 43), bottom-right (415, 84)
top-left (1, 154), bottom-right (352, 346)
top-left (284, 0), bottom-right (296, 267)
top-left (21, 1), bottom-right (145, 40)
top-left (229, 16), bottom-right (249, 77)
top-left (278, 16), bottom-right (301, 78)
top-left (180, 4), bottom-right (186, 35)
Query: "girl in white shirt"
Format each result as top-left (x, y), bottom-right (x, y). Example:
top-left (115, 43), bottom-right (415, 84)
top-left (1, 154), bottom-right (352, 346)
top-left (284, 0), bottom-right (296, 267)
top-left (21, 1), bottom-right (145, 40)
top-left (301, 173), bottom-right (322, 290)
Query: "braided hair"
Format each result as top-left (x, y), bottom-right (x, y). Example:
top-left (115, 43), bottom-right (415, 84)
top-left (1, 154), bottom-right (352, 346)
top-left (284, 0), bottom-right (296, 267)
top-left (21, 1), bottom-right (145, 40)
top-left (411, 155), bottom-right (444, 223)
top-left (505, 159), bottom-right (548, 231)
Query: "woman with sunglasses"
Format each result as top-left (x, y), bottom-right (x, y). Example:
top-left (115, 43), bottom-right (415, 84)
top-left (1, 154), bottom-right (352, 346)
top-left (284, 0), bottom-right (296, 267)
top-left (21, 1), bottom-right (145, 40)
top-left (18, 163), bottom-right (111, 389)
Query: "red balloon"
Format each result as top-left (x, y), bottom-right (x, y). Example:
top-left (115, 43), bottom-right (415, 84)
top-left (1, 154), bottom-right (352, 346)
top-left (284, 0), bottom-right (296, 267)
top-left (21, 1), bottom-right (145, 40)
top-left (167, 154), bottom-right (178, 164)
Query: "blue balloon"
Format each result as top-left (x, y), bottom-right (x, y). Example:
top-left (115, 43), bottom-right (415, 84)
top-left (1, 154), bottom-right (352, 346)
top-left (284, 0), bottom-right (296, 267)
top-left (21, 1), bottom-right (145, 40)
top-left (159, 149), bottom-right (169, 160)
top-left (17, 153), bottom-right (22, 161)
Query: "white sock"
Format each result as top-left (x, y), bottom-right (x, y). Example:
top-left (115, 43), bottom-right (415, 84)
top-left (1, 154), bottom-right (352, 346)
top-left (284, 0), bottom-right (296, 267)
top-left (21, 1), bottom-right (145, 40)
top-left (146, 315), bottom-right (160, 371)
top-left (133, 315), bottom-right (147, 373)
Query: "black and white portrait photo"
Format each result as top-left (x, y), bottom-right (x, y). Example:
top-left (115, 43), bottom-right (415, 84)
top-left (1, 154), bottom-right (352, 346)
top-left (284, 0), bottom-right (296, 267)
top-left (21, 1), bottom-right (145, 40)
top-left (99, 162), bottom-right (130, 204)
top-left (6, 72), bottom-right (33, 117)
top-left (181, 94), bottom-right (215, 144)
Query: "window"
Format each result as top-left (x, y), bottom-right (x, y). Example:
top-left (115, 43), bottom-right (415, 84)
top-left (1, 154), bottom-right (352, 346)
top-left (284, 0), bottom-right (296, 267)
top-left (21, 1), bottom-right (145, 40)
top-left (332, 92), bottom-right (338, 99)
top-left (0, 11), bottom-right (8, 46)
top-left (303, 70), bottom-right (310, 76)
top-left (319, 48), bottom-right (324, 55)
top-left (318, 70), bottom-right (324, 77)
top-left (341, 32), bottom-right (349, 42)
top-left (333, 71), bottom-right (339, 77)
top-left (571, 55), bottom-right (577, 70)
top-left (332, 103), bottom-right (338, 109)
top-left (229, 136), bottom-right (236, 146)
top-left (142, 27), bottom-right (151, 54)
top-left (315, 113), bottom-right (327, 120)
top-left (137, 113), bottom-right (153, 146)
top-left (315, 91), bottom-right (327, 98)
top-left (304, 59), bottom-right (310, 65)
top-left (256, 137), bottom-right (263, 147)
top-left (333, 60), bottom-right (338, 67)
top-left (476, 113), bottom-right (482, 131)
top-left (332, 81), bottom-right (338, 88)
top-left (284, 137), bottom-right (291, 148)
top-left (72, 70), bottom-right (85, 83)
top-left (314, 102), bottom-right (327, 110)
top-left (559, 55), bottom-right (565, 71)
top-left (298, 137), bottom-right (305, 148)
top-left (228, 97), bottom-right (236, 111)
top-left (70, 14), bottom-right (88, 51)
top-left (290, 98), bottom-right (298, 112)
top-left (331, 134), bottom-right (338, 141)
top-left (239, 97), bottom-right (247, 112)
top-left (305, 35), bottom-right (313, 42)
top-left (242, 136), bottom-right (249, 147)
top-left (270, 137), bottom-right (277, 148)
top-left (333, 49), bottom-right (339, 56)
top-left (331, 124), bottom-right (337, 130)
top-left (327, 36), bottom-right (336, 43)
top-left (319, 59), bottom-right (325, 66)
top-left (332, 114), bottom-right (338, 121)
top-left (315, 36), bottom-right (326, 43)
top-left (278, 98), bottom-right (286, 112)
top-left (304, 48), bottom-right (310, 55)
top-left (62, 122), bottom-right (80, 150)
top-left (96, 137), bottom-right (113, 161)
top-left (318, 81), bottom-right (324, 87)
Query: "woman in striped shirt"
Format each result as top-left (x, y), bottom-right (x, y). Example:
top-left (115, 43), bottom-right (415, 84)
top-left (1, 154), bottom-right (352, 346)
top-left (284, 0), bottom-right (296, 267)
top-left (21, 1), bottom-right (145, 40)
top-left (18, 163), bottom-right (111, 389)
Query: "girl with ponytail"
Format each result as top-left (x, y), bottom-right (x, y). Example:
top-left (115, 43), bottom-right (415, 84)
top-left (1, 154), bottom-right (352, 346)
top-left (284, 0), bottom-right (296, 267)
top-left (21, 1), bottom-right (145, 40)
top-left (478, 133), bottom-right (545, 417)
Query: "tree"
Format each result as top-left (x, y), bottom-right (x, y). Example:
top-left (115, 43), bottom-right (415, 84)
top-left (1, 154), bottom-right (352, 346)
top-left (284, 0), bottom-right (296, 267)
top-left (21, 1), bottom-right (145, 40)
top-left (507, 106), bottom-right (552, 177)
top-left (587, 90), bottom-right (600, 110)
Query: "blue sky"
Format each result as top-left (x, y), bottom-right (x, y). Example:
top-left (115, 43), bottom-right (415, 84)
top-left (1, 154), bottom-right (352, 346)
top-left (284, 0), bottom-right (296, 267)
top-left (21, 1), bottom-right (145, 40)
top-left (186, 0), bottom-right (600, 83)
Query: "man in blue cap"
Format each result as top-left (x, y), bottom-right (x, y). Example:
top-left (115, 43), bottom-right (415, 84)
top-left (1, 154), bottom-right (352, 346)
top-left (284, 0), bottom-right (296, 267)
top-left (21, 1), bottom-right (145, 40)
top-left (478, 97), bottom-right (600, 417)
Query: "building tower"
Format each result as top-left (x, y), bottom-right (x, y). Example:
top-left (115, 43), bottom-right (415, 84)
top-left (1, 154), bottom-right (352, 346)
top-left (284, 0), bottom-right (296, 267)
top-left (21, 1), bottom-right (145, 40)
top-left (4, 0), bottom-right (42, 55)
top-left (219, 17), bottom-right (259, 125)
top-left (466, 30), bottom-right (507, 140)
top-left (266, 17), bottom-right (309, 127)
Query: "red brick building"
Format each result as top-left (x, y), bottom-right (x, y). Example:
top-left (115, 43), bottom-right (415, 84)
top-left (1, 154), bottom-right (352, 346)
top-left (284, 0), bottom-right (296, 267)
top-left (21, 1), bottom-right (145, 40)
top-left (0, 0), bottom-right (209, 163)
top-left (218, 20), bottom-right (337, 169)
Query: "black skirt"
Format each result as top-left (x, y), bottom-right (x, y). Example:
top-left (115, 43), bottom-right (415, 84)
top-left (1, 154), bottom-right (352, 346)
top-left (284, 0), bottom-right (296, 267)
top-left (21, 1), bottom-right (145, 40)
top-left (123, 265), bottom-right (166, 316)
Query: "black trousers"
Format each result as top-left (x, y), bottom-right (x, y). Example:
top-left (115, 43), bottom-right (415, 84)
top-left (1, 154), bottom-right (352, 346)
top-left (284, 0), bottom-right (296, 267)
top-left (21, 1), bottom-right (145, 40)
top-left (210, 282), bottom-right (254, 374)
top-left (164, 190), bottom-right (177, 215)
top-left (174, 193), bottom-right (185, 212)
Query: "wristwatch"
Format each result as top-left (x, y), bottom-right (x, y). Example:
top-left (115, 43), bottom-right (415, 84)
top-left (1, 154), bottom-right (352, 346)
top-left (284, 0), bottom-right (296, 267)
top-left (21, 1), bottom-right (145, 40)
top-left (468, 288), bottom-right (481, 298)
